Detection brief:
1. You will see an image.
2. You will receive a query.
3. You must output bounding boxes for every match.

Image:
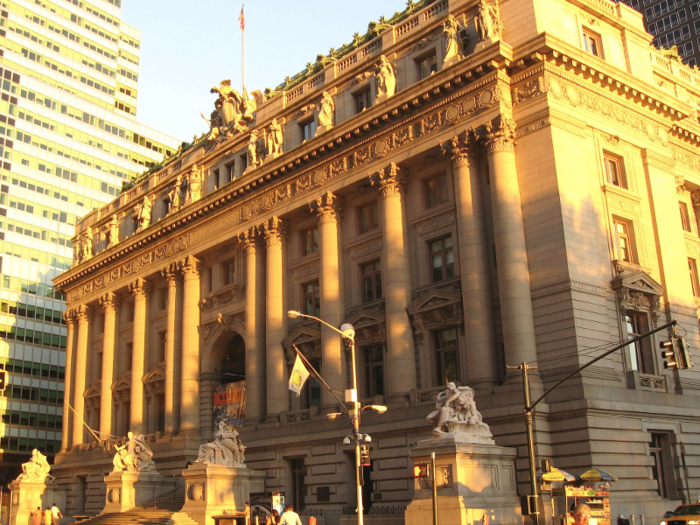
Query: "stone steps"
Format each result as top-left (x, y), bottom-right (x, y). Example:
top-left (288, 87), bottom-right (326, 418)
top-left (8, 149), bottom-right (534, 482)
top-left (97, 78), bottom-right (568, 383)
top-left (167, 512), bottom-right (201, 525)
top-left (140, 486), bottom-right (186, 512)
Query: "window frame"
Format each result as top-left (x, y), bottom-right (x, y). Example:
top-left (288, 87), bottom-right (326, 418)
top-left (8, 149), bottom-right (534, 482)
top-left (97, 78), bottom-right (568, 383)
top-left (299, 118), bottom-right (316, 142)
top-left (429, 235), bottom-right (455, 283)
top-left (357, 201), bottom-right (379, 234)
top-left (416, 51), bottom-right (438, 81)
top-left (425, 173), bottom-right (449, 208)
top-left (301, 226), bottom-right (319, 256)
top-left (603, 152), bottom-right (627, 189)
top-left (302, 280), bottom-right (320, 317)
top-left (435, 327), bottom-right (459, 385)
top-left (613, 217), bottom-right (638, 264)
top-left (353, 88), bottom-right (372, 114)
top-left (625, 312), bottom-right (655, 374)
top-left (582, 28), bottom-right (604, 57)
top-left (361, 259), bottom-right (382, 303)
top-left (689, 257), bottom-right (700, 297)
top-left (364, 345), bottom-right (385, 398)
top-left (222, 259), bottom-right (236, 286)
top-left (679, 201), bottom-right (692, 232)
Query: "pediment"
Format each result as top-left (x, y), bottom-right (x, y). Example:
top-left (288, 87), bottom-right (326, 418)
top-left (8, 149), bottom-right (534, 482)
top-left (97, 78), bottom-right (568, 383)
top-left (408, 289), bottom-right (462, 314)
top-left (111, 372), bottom-right (131, 392)
top-left (612, 269), bottom-right (664, 296)
top-left (282, 326), bottom-right (321, 347)
top-left (344, 309), bottom-right (385, 328)
top-left (84, 381), bottom-right (101, 398)
top-left (143, 366), bottom-right (165, 384)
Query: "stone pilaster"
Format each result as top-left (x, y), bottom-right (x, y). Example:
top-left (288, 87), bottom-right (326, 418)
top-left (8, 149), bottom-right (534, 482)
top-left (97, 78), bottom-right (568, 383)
top-left (310, 192), bottom-right (346, 406)
top-left (441, 133), bottom-right (498, 388)
top-left (128, 278), bottom-right (149, 434)
top-left (370, 163), bottom-right (416, 403)
top-left (179, 255), bottom-right (201, 437)
top-left (60, 310), bottom-right (76, 451)
top-left (261, 217), bottom-right (287, 418)
top-left (239, 228), bottom-right (266, 423)
top-left (161, 264), bottom-right (179, 435)
top-left (484, 117), bottom-right (538, 372)
top-left (71, 305), bottom-right (90, 447)
top-left (99, 292), bottom-right (119, 439)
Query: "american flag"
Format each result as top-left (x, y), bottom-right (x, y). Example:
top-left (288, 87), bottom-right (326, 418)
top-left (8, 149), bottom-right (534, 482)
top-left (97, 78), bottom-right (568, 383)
top-left (238, 5), bottom-right (245, 31)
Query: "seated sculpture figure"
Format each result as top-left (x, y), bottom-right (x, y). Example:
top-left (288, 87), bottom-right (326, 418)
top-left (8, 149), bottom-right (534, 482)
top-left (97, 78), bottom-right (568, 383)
top-left (195, 420), bottom-right (246, 467)
top-left (112, 432), bottom-right (156, 472)
top-left (17, 448), bottom-right (54, 483)
top-left (427, 382), bottom-right (494, 443)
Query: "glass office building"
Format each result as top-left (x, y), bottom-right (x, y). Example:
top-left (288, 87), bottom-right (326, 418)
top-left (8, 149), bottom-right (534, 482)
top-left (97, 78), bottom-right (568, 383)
top-left (0, 0), bottom-right (180, 485)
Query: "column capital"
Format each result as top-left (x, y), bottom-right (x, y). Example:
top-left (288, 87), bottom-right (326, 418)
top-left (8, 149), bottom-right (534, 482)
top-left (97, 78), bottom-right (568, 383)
top-left (310, 191), bottom-right (341, 224)
top-left (99, 292), bottom-right (121, 313)
top-left (179, 254), bottom-right (201, 277)
top-left (369, 162), bottom-right (404, 198)
top-left (160, 263), bottom-right (179, 284)
top-left (128, 277), bottom-right (150, 300)
top-left (238, 227), bottom-right (259, 253)
top-left (691, 190), bottom-right (700, 210)
top-left (63, 309), bottom-right (76, 327)
top-left (439, 130), bottom-right (483, 166)
top-left (485, 117), bottom-right (516, 153)
top-left (75, 304), bottom-right (90, 323)
top-left (260, 216), bottom-right (284, 246)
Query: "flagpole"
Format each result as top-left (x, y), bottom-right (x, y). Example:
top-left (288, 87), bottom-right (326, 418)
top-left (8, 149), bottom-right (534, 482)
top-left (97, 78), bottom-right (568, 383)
top-left (292, 346), bottom-right (348, 409)
top-left (240, 4), bottom-right (245, 92)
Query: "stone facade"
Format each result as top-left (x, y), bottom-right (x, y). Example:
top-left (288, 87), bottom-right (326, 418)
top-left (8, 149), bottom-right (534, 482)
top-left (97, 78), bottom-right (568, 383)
top-left (52, 0), bottom-right (700, 523)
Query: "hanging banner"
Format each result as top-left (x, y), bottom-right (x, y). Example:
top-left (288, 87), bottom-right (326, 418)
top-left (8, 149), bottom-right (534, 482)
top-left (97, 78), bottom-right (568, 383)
top-left (213, 380), bottom-right (246, 430)
top-left (288, 354), bottom-right (310, 397)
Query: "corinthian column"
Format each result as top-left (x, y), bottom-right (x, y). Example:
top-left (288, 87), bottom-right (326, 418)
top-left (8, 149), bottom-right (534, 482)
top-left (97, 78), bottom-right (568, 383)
top-left (99, 292), bottom-right (119, 438)
top-left (60, 310), bottom-right (76, 451)
top-left (239, 229), bottom-right (266, 422)
top-left (485, 117), bottom-right (538, 371)
top-left (262, 217), bottom-right (287, 418)
top-left (441, 134), bottom-right (498, 388)
top-left (370, 163), bottom-right (416, 403)
top-left (179, 255), bottom-right (201, 437)
top-left (128, 278), bottom-right (149, 434)
top-left (71, 305), bottom-right (89, 447)
top-left (160, 264), bottom-right (179, 435)
top-left (310, 192), bottom-right (346, 406)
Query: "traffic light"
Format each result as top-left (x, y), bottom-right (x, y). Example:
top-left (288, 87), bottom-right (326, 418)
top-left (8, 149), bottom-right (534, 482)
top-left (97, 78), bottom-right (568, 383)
top-left (675, 336), bottom-right (693, 369)
top-left (0, 369), bottom-right (6, 391)
top-left (360, 444), bottom-right (371, 467)
top-left (413, 463), bottom-right (429, 478)
top-left (660, 338), bottom-right (679, 369)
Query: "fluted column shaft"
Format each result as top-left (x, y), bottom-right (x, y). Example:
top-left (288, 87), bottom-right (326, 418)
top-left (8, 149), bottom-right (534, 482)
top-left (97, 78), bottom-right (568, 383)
top-left (443, 137), bottom-right (498, 387)
top-left (128, 278), bottom-right (148, 434)
top-left (99, 293), bottom-right (118, 438)
top-left (312, 192), bottom-right (345, 406)
top-left (370, 163), bottom-right (416, 402)
top-left (180, 255), bottom-right (201, 436)
top-left (263, 217), bottom-right (287, 417)
top-left (161, 265), bottom-right (179, 435)
top-left (60, 311), bottom-right (76, 451)
top-left (240, 229), bottom-right (266, 422)
top-left (485, 118), bottom-right (538, 369)
top-left (71, 305), bottom-right (89, 447)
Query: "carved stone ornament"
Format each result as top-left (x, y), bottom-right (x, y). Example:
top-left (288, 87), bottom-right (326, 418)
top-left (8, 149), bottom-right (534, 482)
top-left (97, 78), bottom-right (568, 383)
top-left (439, 129), bottom-right (482, 165)
top-left (375, 55), bottom-right (397, 103)
top-left (343, 307), bottom-right (387, 347)
top-left (370, 162), bottom-right (404, 198)
top-left (675, 174), bottom-right (686, 194)
top-left (692, 190), bottom-right (700, 210)
top-left (195, 420), bottom-right (246, 467)
top-left (485, 117), bottom-right (516, 153)
top-left (611, 269), bottom-right (664, 326)
top-left (112, 431), bottom-right (157, 472)
top-left (16, 449), bottom-right (55, 483)
top-left (474, 0), bottom-right (503, 41)
top-left (407, 289), bottom-right (464, 346)
top-left (283, 325), bottom-right (321, 365)
top-left (426, 383), bottom-right (495, 444)
top-left (310, 191), bottom-right (341, 223)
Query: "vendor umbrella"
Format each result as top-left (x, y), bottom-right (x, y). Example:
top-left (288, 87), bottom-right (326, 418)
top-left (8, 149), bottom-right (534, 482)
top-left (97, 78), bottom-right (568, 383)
top-left (537, 467), bottom-right (577, 482)
top-left (576, 467), bottom-right (618, 482)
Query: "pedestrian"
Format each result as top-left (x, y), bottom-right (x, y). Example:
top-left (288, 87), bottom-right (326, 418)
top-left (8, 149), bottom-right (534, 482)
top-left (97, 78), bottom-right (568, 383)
top-left (43, 507), bottom-right (51, 525)
top-left (573, 504), bottom-right (592, 525)
top-left (32, 506), bottom-right (42, 525)
top-left (279, 505), bottom-right (302, 525)
top-left (266, 510), bottom-right (280, 525)
top-left (50, 503), bottom-right (63, 525)
top-left (244, 502), bottom-right (250, 525)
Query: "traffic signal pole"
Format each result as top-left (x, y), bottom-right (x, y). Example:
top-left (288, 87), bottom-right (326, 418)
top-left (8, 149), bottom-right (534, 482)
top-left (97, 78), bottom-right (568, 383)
top-left (509, 319), bottom-right (679, 524)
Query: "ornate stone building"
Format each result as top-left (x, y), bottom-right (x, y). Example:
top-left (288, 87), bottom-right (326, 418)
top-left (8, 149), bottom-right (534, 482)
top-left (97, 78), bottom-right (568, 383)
top-left (52, 0), bottom-right (700, 522)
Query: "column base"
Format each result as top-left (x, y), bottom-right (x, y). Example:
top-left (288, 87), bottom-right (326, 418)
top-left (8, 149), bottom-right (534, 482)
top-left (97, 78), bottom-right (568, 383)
top-left (102, 470), bottom-right (175, 514)
top-left (9, 480), bottom-right (66, 525)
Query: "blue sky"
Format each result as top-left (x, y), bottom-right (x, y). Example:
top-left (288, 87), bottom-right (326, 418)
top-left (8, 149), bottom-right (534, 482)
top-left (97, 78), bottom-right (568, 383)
top-left (121, 0), bottom-right (408, 142)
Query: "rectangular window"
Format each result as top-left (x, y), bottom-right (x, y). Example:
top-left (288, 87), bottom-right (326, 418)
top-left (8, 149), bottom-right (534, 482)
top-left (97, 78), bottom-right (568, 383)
top-left (354, 89), bottom-right (372, 114)
top-left (361, 260), bottom-right (382, 303)
top-left (417, 53), bottom-right (438, 80)
top-left (583, 29), bottom-right (603, 57)
top-left (430, 236), bottom-right (454, 282)
top-left (604, 153), bottom-right (627, 188)
top-left (679, 201), bottom-right (691, 232)
top-left (626, 313), bottom-right (655, 374)
top-left (650, 433), bottom-right (676, 499)
top-left (689, 258), bottom-right (700, 297)
top-left (158, 331), bottom-right (167, 362)
top-left (300, 119), bottom-right (316, 142)
top-left (365, 345), bottom-right (384, 397)
top-left (358, 201), bottom-right (378, 234)
top-left (158, 288), bottom-right (167, 310)
top-left (436, 328), bottom-right (459, 385)
top-left (302, 227), bottom-right (319, 256)
top-left (613, 218), bottom-right (637, 264)
top-left (223, 260), bottom-right (236, 286)
top-left (426, 174), bottom-right (449, 208)
top-left (303, 281), bottom-right (320, 317)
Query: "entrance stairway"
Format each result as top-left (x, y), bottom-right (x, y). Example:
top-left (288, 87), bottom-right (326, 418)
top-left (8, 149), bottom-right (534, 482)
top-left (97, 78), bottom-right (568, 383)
top-left (74, 487), bottom-right (199, 525)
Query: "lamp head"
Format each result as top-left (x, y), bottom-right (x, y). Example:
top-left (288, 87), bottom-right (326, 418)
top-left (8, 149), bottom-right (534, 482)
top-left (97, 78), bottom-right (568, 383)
top-left (363, 434), bottom-right (372, 443)
top-left (326, 412), bottom-right (342, 421)
top-left (287, 310), bottom-right (302, 319)
top-left (343, 436), bottom-right (351, 445)
top-left (369, 405), bottom-right (388, 414)
top-left (340, 323), bottom-right (355, 340)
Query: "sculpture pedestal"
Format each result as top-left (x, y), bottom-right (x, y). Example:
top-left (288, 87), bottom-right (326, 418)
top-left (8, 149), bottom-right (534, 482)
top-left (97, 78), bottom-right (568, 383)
top-left (102, 471), bottom-right (175, 514)
top-left (9, 480), bottom-right (65, 525)
top-left (405, 436), bottom-right (523, 525)
top-left (181, 463), bottom-right (266, 525)
top-left (316, 124), bottom-right (332, 135)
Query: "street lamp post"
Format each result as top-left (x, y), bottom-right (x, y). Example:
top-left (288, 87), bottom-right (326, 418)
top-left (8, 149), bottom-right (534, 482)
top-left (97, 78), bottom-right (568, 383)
top-left (287, 310), bottom-right (386, 525)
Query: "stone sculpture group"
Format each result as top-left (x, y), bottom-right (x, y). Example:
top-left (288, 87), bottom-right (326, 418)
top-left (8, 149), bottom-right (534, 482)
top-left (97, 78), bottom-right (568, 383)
top-left (112, 432), bottom-right (157, 472)
top-left (195, 420), bottom-right (247, 467)
top-left (17, 448), bottom-right (54, 483)
top-left (427, 382), bottom-right (494, 442)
